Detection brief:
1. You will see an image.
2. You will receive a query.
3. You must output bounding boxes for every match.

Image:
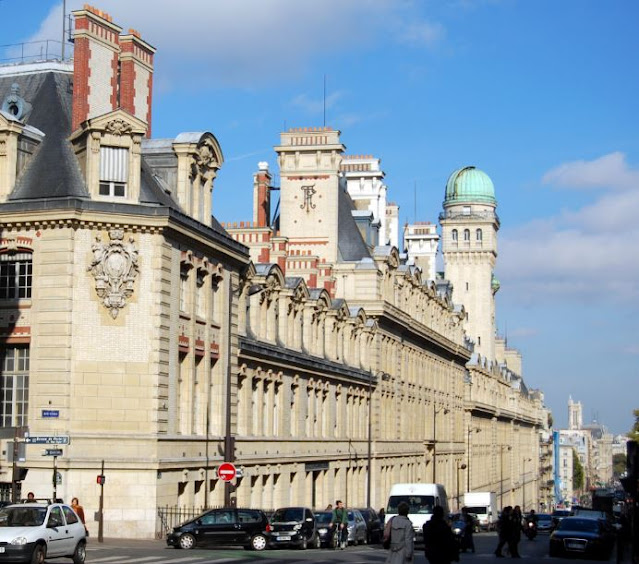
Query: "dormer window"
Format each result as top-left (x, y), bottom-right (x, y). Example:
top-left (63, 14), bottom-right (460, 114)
top-left (99, 146), bottom-right (128, 197)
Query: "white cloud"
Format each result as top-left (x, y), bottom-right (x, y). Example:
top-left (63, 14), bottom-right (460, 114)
top-left (28, 1), bottom-right (444, 88)
top-left (542, 152), bottom-right (639, 191)
top-left (499, 153), bottom-right (639, 305)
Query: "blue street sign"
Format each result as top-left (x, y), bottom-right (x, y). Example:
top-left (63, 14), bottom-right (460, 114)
top-left (42, 410), bottom-right (59, 418)
top-left (24, 436), bottom-right (69, 445)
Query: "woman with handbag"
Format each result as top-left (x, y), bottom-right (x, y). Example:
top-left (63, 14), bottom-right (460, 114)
top-left (384, 502), bottom-right (414, 563)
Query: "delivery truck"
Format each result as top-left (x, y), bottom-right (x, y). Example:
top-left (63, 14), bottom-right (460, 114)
top-left (462, 491), bottom-right (498, 531)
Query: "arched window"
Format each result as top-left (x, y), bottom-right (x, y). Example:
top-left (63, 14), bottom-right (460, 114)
top-left (476, 228), bottom-right (483, 242)
top-left (452, 229), bottom-right (458, 242)
top-left (463, 229), bottom-right (470, 241)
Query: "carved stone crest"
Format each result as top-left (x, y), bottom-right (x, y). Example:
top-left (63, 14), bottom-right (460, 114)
top-left (87, 229), bottom-right (139, 318)
top-left (190, 138), bottom-right (219, 182)
top-left (105, 118), bottom-right (133, 136)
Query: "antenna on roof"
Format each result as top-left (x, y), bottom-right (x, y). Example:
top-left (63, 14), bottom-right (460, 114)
top-left (414, 181), bottom-right (417, 223)
top-left (61, 0), bottom-right (66, 59)
top-left (323, 74), bottom-right (326, 127)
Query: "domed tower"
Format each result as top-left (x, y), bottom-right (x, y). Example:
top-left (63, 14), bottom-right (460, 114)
top-left (440, 166), bottom-right (499, 361)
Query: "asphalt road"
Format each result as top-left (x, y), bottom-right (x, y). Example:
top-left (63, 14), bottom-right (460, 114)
top-left (71, 531), bottom-right (622, 564)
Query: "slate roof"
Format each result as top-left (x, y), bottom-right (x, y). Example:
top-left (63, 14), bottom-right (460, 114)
top-left (337, 185), bottom-right (372, 262)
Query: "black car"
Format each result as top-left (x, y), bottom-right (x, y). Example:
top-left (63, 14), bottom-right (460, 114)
top-left (268, 506), bottom-right (319, 549)
top-left (536, 513), bottom-right (554, 533)
top-left (166, 507), bottom-right (269, 551)
top-left (549, 516), bottom-right (614, 560)
top-left (314, 510), bottom-right (338, 548)
top-left (356, 507), bottom-right (383, 544)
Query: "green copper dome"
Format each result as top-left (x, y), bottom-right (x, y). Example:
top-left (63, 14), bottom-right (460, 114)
top-left (444, 166), bottom-right (496, 205)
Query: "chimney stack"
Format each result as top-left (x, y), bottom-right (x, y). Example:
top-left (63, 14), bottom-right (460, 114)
top-left (119, 29), bottom-right (155, 137)
top-left (253, 162), bottom-right (272, 227)
top-left (72, 5), bottom-right (156, 136)
top-left (71, 5), bottom-right (121, 131)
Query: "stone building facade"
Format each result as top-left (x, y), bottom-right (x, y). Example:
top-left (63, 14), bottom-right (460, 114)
top-left (0, 6), bottom-right (548, 539)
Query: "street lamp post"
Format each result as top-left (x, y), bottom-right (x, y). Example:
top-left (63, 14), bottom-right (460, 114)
top-left (433, 405), bottom-right (450, 483)
top-left (457, 462), bottom-right (467, 510)
top-left (500, 445), bottom-right (511, 507)
top-left (522, 457), bottom-right (532, 511)
top-left (467, 427), bottom-right (481, 493)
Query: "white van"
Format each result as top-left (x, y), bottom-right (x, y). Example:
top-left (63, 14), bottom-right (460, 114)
top-left (385, 483), bottom-right (449, 542)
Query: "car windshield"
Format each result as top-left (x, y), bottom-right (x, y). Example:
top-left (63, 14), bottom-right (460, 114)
top-left (272, 508), bottom-right (303, 522)
top-left (315, 512), bottom-right (332, 524)
top-left (0, 507), bottom-right (47, 527)
top-left (387, 495), bottom-right (435, 514)
top-left (558, 518), bottom-right (599, 533)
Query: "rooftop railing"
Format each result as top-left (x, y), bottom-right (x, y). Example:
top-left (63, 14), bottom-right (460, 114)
top-left (0, 40), bottom-right (74, 66)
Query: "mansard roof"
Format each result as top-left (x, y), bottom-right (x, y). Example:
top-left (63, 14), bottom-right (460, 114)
top-left (1, 69), bottom-right (89, 200)
top-left (337, 186), bottom-right (372, 262)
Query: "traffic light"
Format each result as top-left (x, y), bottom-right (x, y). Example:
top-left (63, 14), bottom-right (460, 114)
top-left (96, 474), bottom-right (105, 485)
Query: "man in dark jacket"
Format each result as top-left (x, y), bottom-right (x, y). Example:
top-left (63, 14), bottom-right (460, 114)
top-left (423, 505), bottom-right (458, 564)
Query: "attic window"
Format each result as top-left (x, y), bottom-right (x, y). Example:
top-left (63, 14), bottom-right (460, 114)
top-left (99, 147), bottom-right (128, 197)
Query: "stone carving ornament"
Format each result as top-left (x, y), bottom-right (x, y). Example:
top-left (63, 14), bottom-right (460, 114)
top-left (105, 118), bottom-right (133, 136)
top-left (190, 138), bottom-right (219, 183)
top-left (87, 229), bottom-right (139, 318)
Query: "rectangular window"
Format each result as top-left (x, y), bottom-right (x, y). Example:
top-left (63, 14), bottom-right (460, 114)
top-left (1, 347), bottom-right (30, 427)
top-left (0, 254), bottom-right (32, 299)
top-left (99, 147), bottom-right (128, 198)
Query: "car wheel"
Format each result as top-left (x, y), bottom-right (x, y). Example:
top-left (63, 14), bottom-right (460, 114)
top-left (362, 532), bottom-right (368, 545)
top-left (178, 533), bottom-right (196, 550)
top-left (299, 536), bottom-right (307, 550)
top-left (311, 533), bottom-right (320, 549)
top-left (30, 545), bottom-right (46, 564)
top-left (250, 534), bottom-right (267, 551)
top-left (72, 541), bottom-right (86, 564)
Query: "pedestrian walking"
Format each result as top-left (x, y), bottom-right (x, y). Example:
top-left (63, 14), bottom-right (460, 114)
top-left (330, 499), bottom-right (348, 550)
top-left (423, 505), bottom-right (458, 564)
top-left (384, 501), bottom-right (414, 563)
top-left (495, 506), bottom-right (512, 557)
top-left (71, 497), bottom-right (88, 536)
top-left (509, 505), bottom-right (522, 558)
top-left (461, 506), bottom-right (475, 553)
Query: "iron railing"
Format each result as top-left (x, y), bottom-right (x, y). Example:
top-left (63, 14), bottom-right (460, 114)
top-left (0, 40), bottom-right (74, 65)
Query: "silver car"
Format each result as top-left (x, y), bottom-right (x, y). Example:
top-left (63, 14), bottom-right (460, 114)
top-left (346, 509), bottom-right (367, 545)
top-left (0, 502), bottom-right (86, 563)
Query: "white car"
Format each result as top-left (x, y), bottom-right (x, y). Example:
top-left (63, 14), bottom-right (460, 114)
top-left (0, 502), bottom-right (86, 564)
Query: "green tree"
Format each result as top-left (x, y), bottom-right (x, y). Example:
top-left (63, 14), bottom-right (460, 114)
top-left (573, 449), bottom-right (585, 491)
top-left (628, 409), bottom-right (639, 439)
top-left (613, 453), bottom-right (627, 477)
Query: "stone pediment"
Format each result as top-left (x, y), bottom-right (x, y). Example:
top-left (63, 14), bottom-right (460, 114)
top-left (70, 108), bottom-right (147, 141)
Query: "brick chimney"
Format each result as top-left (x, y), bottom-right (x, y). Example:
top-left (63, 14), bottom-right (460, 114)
top-left (71, 5), bottom-right (122, 132)
top-left (119, 29), bottom-right (155, 137)
top-left (253, 161), bottom-right (272, 227)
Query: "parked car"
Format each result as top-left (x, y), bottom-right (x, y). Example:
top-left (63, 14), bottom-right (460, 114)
top-left (166, 507), bottom-right (269, 551)
top-left (356, 507), bottom-right (383, 544)
top-left (0, 501), bottom-right (87, 564)
top-left (314, 510), bottom-right (337, 548)
top-left (549, 516), bottom-right (614, 560)
top-left (346, 509), bottom-right (367, 545)
top-left (268, 507), bottom-right (319, 549)
top-left (535, 513), bottom-right (554, 533)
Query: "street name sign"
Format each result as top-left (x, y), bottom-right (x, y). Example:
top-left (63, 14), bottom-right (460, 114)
top-left (43, 449), bottom-right (63, 457)
top-left (24, 436), bottom-right (69, 445)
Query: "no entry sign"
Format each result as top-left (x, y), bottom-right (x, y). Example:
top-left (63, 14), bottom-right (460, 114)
top-left (217, 462), bottom-right (237, 482)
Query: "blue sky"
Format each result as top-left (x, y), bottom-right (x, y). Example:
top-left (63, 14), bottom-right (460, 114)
top-left (2, 0), bottom-right (637, 435)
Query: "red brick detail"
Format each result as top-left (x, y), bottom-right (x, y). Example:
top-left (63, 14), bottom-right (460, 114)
top-left (255, 170), bottom-right (271, 227)
top-left (258, 248), bottom-right (270, 263)
top-left (178, 334), bottom-right (190, 353)
top-left (309, 273), bottom-right (317, 287)
top-left (277, 256), bottom-right (286, 274)
top-left (210, 342), bottom-right (220, 359)
top-left (72, 36), bottom-right (91, 131)
top-left (110, 50), bottom-right (119, 111)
